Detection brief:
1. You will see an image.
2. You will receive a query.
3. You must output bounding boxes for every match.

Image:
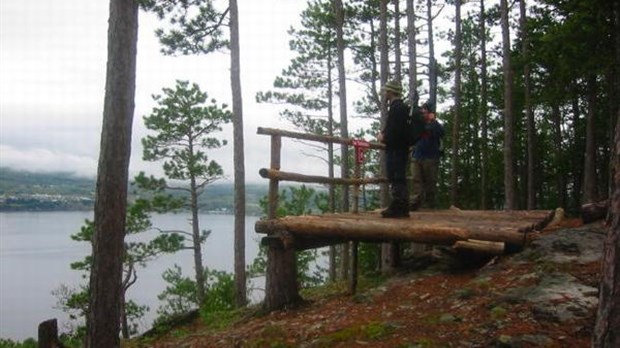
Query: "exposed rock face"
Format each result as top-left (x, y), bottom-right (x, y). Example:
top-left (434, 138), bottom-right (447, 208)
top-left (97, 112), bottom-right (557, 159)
top-left (498, 223), bottom-right (604, 323)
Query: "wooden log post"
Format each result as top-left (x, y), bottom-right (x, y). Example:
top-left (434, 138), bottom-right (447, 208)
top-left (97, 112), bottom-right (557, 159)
top-left (263, 134), bottom-right (302, 311)
top-left (38, 318), bottom-right (62, 348)
top-left (349, 152), bottom-right (362, 294)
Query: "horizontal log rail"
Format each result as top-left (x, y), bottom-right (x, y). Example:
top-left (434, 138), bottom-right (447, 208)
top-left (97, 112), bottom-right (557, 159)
top-left (257, 127), bottom-right (385, 150)
top-left (259, 168), bottom-right (387, 186)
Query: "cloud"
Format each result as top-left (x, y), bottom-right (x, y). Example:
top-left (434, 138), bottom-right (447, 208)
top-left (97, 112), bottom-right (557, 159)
top-left (0, 144), bottom-right (97, 178)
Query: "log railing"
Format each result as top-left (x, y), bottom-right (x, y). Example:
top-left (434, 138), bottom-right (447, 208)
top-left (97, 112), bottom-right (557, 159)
top-left (257, 127), bottom-right (385, 309)
top-left (257, 126), bottom-right (386, 215)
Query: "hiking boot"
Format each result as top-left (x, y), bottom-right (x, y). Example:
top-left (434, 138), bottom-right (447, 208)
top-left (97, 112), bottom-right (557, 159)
top-left (381, 204), bottom-right (409, 218)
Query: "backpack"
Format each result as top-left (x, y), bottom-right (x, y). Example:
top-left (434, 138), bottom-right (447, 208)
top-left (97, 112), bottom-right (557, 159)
top-left (407, 103), bottom-right (426, 146)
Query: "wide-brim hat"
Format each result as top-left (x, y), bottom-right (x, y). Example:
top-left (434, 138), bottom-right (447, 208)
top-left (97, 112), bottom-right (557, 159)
top-left (382, 80), bottom-right (402, 95)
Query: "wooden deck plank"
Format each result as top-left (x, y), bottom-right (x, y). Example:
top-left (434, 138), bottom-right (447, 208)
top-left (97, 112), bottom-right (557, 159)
top-left (255, 209), bottom-right (557, 249)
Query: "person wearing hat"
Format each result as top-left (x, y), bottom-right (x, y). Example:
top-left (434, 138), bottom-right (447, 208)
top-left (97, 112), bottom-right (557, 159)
top-left (377, 79), bottom-right (410, 218)
top-left (409, 101), bottom-right (444, 211)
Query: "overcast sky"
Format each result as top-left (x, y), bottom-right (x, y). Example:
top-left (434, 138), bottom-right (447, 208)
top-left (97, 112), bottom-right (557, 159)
top-left (1, 0), bottom-right (373, 183)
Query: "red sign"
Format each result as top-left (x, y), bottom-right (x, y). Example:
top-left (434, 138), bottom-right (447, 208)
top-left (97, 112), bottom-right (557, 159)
top-left (352, 139), bottom-right (370, 164)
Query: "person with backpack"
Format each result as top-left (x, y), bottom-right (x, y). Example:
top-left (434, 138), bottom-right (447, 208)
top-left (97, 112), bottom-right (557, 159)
top-left (377, 80), bottom-right (410, 218)
top-left (409, 101), bottom-right (445, 211)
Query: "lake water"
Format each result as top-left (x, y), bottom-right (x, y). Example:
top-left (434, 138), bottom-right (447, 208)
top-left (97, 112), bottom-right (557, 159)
top-left (0, 211), bottom-right (261, 341)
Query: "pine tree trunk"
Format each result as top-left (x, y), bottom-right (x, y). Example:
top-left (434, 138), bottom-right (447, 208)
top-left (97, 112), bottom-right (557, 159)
top-left (589, 6), bottom-right (619, 345)
top-left (407, 0), bottom-right (425, 255)
top-left (450, 0), bottom-right (462, 207)
top-left (552, 103), bottom-right (567, 208)
top-left (379, 0), bottom-right (394, 274)
top-left (394, 0), bottom-right (401, 79)
top-left (407, 0), bottom-right (417, 104)
top-left (520, 0), bottom-right (535, 210)
top-left (327, 48), bottom-right (337, 282)
top-left (333, 0), bottom-right (350, 280)
top-left (592, 111), bottom-right (620, 347)
top-left (87, 1), bottom-right (138, 346)
top-left (190, 176), bottom-right (206, 305)
top-left (571, 88), bottom-right (583, 210)
top-left (229, 0), bottom-right (247, 308)
top-left (479, 0), bottom-right (489, 210)
top-left (427, 0), bottom-right (437, 105)
top-left (583, 75), bottom-right (599, 204)
top-left (500, 0), bottom-right (515, 210)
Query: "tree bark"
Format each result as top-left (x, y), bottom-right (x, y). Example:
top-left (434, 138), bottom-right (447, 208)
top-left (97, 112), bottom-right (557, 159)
top-left (229, 0), bottom-right (247, 308)
top-left (87, 1), bottom-right (138, 346)
top-left (583, 74), bottom-right (599, 204)
top-left (479, 0), bottom-right (489, 210)
top-left (379, 0), bottom-right (394, 274)
top-left (427, 0), bottom-right (437, 106)
top-left (500, 0), bottom-right (515, 210)
top-left (327, 45), bottom-right (337, 282)
top-left (394, 0), bottom-right (402, 79)
top-left (552, 103), bottom-right (567, 208)
top-left (38, 319), bottom-right (61, 348)
top-left (333, 0), bottom-right (350, 280)
top-left (406, 0), bottom-right (417, 105)
top-left (520, 0), bottom-right (535, 210)
top-left (593, 111), bottom-right (620, 347)
top-left (190, 175), bottom-right (206, 305)
top-left (450, 0), bottom-right (462, 207)
top-left (263, 241), bottom-right (302, 311)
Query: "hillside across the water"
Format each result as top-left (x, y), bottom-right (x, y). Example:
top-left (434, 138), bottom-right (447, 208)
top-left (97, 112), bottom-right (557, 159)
top-left (130, 218), bottom-right (602, 348)
top-left (0, 167), bottom-right (277, 214)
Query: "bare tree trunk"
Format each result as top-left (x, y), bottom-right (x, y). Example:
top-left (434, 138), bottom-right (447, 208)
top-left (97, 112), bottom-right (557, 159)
top-left (327, 48), bottom-right (337, 282)
top-left (379, 0), bottom-right (394, 273)
top-left (583, 75), bottom-right (599, 204)
top-left (333, 0), bottom-right (350, 281)
top-left (571, 87), bottom-right (583, 210)
top-left (427, 0), bottom-right (437, 106)
top-left (87, 1), bottom-right (138, 346)
top-left (479, 0), bottom-right (489, 210)
top-left (229, 0), bottom-right (247, 309)
top-left (190, 175), bottom-right (206, 305)
top-left (119, 262), bottom-right (134, 339)
top-left (587, 6), bottom-right (618, 344)
top-left (450, 0), bottom-right (462, 207)
top-left (593, 111), bottom-right (620, 347)
top-left (407, 0), bottom-right (417, 104)
top-left (552, 103), bottom-right (567, 208)
top-left (500, 0), bottom-right (515, 210)
top-left (120, 292), bottom-right (129, 339)
top-left (394, 0), bottom-right (402, 79)
top-left (407, 0), bottom-right (425, 255)
top-left (520, 0), bottom-right (535, 210)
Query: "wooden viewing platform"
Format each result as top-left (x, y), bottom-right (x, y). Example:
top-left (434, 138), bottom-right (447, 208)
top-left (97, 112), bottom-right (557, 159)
top-left (255, 127), bottom-right (564, 312)
top-left (256, 208), bottom-right (560, 251)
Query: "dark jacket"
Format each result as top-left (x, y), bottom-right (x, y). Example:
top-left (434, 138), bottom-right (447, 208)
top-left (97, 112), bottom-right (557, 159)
top-left (382, 98), bottom-right (410, 150)
top-left (413, 120), bottom-right (444, 160)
